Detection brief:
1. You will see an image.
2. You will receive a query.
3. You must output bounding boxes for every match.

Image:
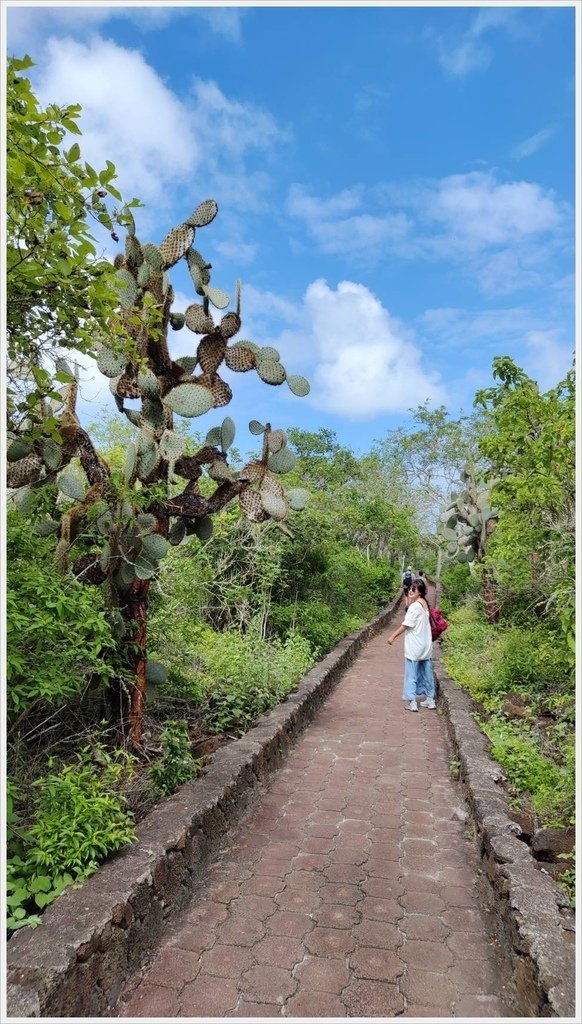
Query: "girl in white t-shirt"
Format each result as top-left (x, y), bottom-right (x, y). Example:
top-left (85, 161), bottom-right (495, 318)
top-left (387, 580), bottom-right (436, 712)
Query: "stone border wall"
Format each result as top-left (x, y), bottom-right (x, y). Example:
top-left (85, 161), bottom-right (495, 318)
top-left (6, 593), bottom-right (402, 1019)
top-left (434, 656), bottom-right (576, 1019)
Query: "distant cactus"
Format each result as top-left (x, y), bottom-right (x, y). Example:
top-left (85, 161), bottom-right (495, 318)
top-left (438, 468), bottom-right (498, 564)
top-left (6, 200), bottom-right (311, 747)
top-left (438, 467), bottom-right (500, 621)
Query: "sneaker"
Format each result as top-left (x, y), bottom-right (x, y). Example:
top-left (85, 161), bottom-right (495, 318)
top-left (405, 700), bottom-right (419, 712)
top-left (419, 699), bottom-right (436, 709)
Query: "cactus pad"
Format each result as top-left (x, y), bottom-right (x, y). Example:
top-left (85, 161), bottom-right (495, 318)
top-left (285, 487), bottom-right (309, 511)
top-left (260, 488), bottom-right (288, 521)
top-left (159, 224), bottom-right (194, 269)
top-left (197, 336), bottom-right (226, 374)
top-left (57, 470), bottom-right (87, 502)
top-left (142, 242), bottom-right (164, 271)
top-left (194, 516), bottom-right (214, 540)
top-left (286, 374), bottom-right (310, 397)
top-left (204, 426), bottom-right (222, 446)
top-left (240, 489), bottom-right (268, 522)
top-left (137, 368), bottom-right (160, 397)
top-left (209, 459), bottom-right (232, 482)
top-left (240, 461), bottom-right (266, 483)
top-left (202, 285), bottom-right (229, 309)
top-left (267, 429), bottom-right (287, 453)
top-left (111, 372), bottom-right (141, 399)
top-left (249, 420), bottom-right (266, 435)
top-left (268, 447), bottom-right (297, 474)
top-left (159, 430), bottom-right (185, 461)
top-left (125, 235), bottom-right (144, 269)
top-left (137, 262), bottom-right (151, 287)
top-left (260, 346), bottom-right (281, 362)
top-left (137, 447), bottom-right (161, 481)
top-left (257, 360), bottom-right (286, 385)
top-left (203, 374), bottom-right (232, 408)
top-left (186, 198), bottom-right (218, 227)
top-left (7, 438), bottom-right (32, 462)
top-left (224, 345), bottom-right (255, 372)
top-left (164, 382), bottom-right (214, 417)
top-left (38, 438), bottom-right (61, 473)
top-left (185, 304), bottom-right (215, 334)
top-left (96, 345), bottom-right (128, 378)
top-left (141, 533), bottom-right (169, 561)
top-left (220, 416), bottom-right (236, 451)
top-left (114, 268), bottom-right (139, 310)
top-left (6, 453), bottom-right (43, 489)
top-left (136, 513), bottom-right (157, 534)
top-left (169, 519), bottom-right (187, 545)
top-left (170, 312), bottom-right (186, 331)
top-left (219, 313), bottom-right (241, 340)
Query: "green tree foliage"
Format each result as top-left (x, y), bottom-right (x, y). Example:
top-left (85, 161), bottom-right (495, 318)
top-left (373, 403), bottom-right (484, 533)
top-left (6, 55), bottom-right (136, 439)
top-left (474, 357), bottom-right (575, 630)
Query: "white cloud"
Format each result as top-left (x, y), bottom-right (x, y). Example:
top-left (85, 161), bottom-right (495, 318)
top-left (287, 184), bottom-right (411, 260)
top-left (288, 172), bottom-right (570, 295)
top-left (262, 280), bottom-right (446, 420)
top-left (34, 36), bottom-right (200, 206)
top-left (7, 6), bottom-right (245, 54)
top-left (431, 7), bottom-right (522, 79)
top-left (426, 172), bottom-right (562, 247)
top-left (417, 304), bottom-right (574, 392)
top-left (31, 33), bottom-right (285, 248)
top-left (522, 330), bottom-right (574, 391)
top-left (512, 127), bottom-right (555, 160)
top-left (190, 78), bottom-right (283, 160)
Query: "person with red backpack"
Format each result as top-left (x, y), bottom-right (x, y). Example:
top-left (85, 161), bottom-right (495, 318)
top-left (386, 578), bottom-right (438, 711)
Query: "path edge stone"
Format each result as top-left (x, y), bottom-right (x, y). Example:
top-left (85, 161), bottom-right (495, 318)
top-left (6, 594), bottom-right (402, 1018)
top-left (434, 655), bottom-right (576, 1019)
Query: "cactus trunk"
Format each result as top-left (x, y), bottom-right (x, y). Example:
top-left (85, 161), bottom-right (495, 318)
top-left (125, 577), bottom-right (150, 749)
top-left (482, 568), bottom-right (499, 624)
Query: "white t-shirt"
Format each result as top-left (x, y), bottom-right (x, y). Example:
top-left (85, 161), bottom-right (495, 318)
top-left (403, 601), bottom-right (432, 661)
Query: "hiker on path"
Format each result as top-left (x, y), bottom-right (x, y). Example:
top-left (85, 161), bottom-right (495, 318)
top-left (387, 577), bottom-right (436, 712)
top-left (402, 565), bottom-right (415, 607)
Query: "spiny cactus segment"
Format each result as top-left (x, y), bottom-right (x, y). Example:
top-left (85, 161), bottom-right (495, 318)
top-left (437, 467), bottom-right (498, 564)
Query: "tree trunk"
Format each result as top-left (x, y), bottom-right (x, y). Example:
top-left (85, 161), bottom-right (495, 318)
top-left (125, 578), bottom-right (151, 749)
top-left (482, 568), bottom-right (499, 624)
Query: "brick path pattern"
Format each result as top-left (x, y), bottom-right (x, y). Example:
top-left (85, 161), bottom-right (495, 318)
top-left (117, 609), bottom-right (514, 1018)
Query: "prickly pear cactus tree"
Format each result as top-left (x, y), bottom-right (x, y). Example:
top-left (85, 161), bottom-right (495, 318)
top-left (6, 199), bottom-right (310, 748)
top-left (437, 467), bottom-right (500, 622)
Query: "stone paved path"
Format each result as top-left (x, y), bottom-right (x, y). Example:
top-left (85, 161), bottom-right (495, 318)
top-left (116, 605), bottom-right (514, 1018)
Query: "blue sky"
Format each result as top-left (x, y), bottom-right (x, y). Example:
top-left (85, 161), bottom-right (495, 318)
top-left (6, 2), bottom-right (577, 457)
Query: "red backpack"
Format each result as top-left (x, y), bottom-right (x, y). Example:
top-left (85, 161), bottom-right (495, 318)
top-left (429, 606), bottom-right (448, 641)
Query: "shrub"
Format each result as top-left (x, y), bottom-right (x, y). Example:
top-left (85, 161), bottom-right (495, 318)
top-left (199, 630), bottom-right (313, 734)
top-left (148, 720), bottom-right (201, 799)
top-left (7, 746), bottom-right (136, 933)
top-left (7, 511), bottom-right (117, 716)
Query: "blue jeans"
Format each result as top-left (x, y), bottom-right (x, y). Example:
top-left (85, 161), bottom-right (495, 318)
top-left (403, 658), bottom-right (435, 701)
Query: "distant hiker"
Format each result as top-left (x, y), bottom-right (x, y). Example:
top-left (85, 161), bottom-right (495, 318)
top-left (417, 569), bottom-right (425, 583)
top-left (402, 565), bottom-right (414, 607)
top-left (387, 577), bottom-right (436, 712)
